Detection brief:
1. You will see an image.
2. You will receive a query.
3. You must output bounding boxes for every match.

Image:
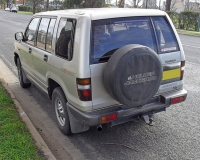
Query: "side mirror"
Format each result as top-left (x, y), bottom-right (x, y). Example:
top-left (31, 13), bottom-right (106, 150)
top-left (15, 32), bottom-right (24, 41)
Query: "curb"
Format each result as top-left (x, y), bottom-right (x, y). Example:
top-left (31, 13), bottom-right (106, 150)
top-left (0, 59), bottom-right (56, 160)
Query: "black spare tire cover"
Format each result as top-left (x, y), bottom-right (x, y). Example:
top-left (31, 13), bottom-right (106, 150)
top-left (104, 44), bottom-right (163, 106)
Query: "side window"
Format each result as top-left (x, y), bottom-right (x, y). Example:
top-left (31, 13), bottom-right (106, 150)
top-left (24, 18), bottom-right (40, 45)
top-left (152, 17), bottom-right (179, 53)
top-left (36, 18), bottom-right (50, 50)
top-left (46, 19), bottom-right (56, 52)
top-left (56, 18), bottom-right (76, 60)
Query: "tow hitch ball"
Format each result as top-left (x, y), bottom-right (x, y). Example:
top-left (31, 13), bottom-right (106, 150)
top-left (142, 115), bottom-right (154, 126)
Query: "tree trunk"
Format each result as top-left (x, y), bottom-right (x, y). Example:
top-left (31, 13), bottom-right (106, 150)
top-left (118, 0), bottom-right (124, 8)
top-left (33, 4), bottom-right (36, 14)
top-left (46, 0), bottom-right (49, 11)
top-left (165, 0), bottom-right (172, 11)
top-left (102, 0), bottom-right (105, 7)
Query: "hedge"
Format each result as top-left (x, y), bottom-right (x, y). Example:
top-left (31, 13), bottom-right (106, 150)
top-left (18, 5), bottom-right (45, 13)
top-left (166, 11), bottom-right (199, 31)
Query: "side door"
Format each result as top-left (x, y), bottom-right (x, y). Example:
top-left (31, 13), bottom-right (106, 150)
top-left (32, 18), bottom-right (56, 91)
top-left (19, 17), bottom-right (40, 80)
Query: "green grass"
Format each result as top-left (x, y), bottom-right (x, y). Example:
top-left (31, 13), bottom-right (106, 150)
top-left (176, 29), bottom-right (200, 37)
top-left (0, 83), bottom-right (44, 160)
top-left (18, 11), bottom-right (33, 15)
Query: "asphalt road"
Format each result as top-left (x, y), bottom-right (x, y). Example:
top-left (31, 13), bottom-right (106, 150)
top-left (0, 10), bottom-right (200, 160)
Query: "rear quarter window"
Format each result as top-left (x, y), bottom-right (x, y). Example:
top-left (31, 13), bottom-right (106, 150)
top-left (152, 17), bottom-right (179, 53)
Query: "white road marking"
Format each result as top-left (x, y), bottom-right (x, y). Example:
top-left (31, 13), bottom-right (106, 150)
top-left (182, 44), bottom-right (200, 49)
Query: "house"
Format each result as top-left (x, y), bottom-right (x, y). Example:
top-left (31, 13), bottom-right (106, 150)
top-left (16, 0), bottom-right (26, 5)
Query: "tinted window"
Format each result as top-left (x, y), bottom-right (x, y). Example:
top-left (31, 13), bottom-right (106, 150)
top-left (36, 18), bottom-right (50, 49)
top-left (91, 17), bottom-right (156, 63)
top-left (56, 18), bottom-right (76, 60)
top-left (46, 19), bottom-right (56, 52)
top-left (152, 17), bottom-right (179, 53)
top-left (25, 18), bottom-right (40, 45)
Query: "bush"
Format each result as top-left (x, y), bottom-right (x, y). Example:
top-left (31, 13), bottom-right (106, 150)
top-left (18, 5), bottom-right (32, 12)
top-left (166, 11), bottom-right (179, 28)
top-left (18, 5), bottom-right (44, 13)
top-left (167, 11), bottom-right (199, 31)
top-left (180, 11), bottom-right (199, 31)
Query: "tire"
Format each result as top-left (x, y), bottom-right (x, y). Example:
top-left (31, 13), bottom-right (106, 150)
top-left (104, 44), bottom-right (163, 107)
top-left (52, 87), bottom-right (71, 135)
top-left (17, 58), bottom-right (31, 88)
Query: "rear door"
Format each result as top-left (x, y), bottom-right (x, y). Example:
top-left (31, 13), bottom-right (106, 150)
top-left (32, 18), bottom-right (56, 91)
top-left (90, 17), bottom-right (158, 110)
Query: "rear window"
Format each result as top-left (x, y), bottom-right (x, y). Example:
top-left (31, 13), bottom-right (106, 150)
top-left (91, 17), bottom-right (156, 64)
top-left (90, 16), bottom-right (179, 64)
top-left (152, 17), bottom-right (179, 53)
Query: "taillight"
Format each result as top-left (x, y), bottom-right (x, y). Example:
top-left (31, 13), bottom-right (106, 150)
top-left (171, 96), bottom-right (185, 104)
top-left (77, 78), bottom-right (92, 101)
top-left (180, 61), bottom-right (185, 80)
top-left (101, 113), bottom-right (117, 123)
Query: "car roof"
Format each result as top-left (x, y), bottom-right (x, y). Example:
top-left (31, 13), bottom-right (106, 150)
top-left (34, 8), bottom-right (166, 20)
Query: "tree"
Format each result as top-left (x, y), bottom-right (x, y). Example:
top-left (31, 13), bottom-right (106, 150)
top-left (0, 0), bottom-right (5, 3)
top-left (128, 0), bottom-right (142, 8)
top-left (28, 0), bottom-right (44, 13)
top-left (46, 0), bottom-right (49, 11)
top-left (0, 0), bottom-right (6, 8)
top-left (118, 0), bottom-right (125, 8)
top-left (105, 0), bottom-right (111, 4)
top-left (63, 0), bottom-right (82, 8)
top-left (165, 0), bottom-right (172, 11)
top-left (63, 0), bottom-right (102, 8)
top-left (170, 0), bottom-right (177, 11)
top-left (81, 0), bottom-right (102, 8)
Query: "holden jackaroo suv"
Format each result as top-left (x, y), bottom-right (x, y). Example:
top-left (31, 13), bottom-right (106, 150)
top-left (14, 8), bottom-right (187, 135)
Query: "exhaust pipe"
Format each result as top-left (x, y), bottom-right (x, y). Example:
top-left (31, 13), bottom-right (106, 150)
top-left (97, 124), bottom-right (102, 131)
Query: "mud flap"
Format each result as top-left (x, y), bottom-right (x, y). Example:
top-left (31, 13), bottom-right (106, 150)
top-left (67, 104), bottom-right (90, 133)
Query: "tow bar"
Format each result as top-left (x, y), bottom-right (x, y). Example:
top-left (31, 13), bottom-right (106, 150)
top-left (142, 115), bottom-right (154, 126)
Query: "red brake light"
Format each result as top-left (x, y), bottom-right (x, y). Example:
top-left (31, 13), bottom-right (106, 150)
top-left (77, 78), bottom-right (92, 101)
top-left (83, 90), bottom-right (91, 97)
top-left (171, 96), bottom-right (184, 104)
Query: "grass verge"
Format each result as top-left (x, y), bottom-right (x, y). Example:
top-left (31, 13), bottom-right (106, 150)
top-left (18, 11), bottom-right (33, 15)
top-left (176, 29), bottom-right (200, 37)
top-left (0, 82), bottom-right (44, 160)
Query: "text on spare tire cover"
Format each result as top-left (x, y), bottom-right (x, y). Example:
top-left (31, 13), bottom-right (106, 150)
top-left (124, 71), bottom-right (157, 86)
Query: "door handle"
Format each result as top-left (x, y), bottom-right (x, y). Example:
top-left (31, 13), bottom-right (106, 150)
top-left (29, 48), bottom-right (32, 54)
top-left (44, 55), bottom-right (48, 62)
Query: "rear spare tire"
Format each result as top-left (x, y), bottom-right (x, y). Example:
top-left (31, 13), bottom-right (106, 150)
top-left (104, 44), bottom-right (162, 107)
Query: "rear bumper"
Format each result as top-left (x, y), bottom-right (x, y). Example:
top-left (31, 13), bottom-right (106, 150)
top-left (67, 89), bottom-right (187, 127)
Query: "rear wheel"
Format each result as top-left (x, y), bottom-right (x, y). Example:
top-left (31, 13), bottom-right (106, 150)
top-left (17, 58), bottom-right (31, 88)
top-left (52, 87), bottom-right (71, 135)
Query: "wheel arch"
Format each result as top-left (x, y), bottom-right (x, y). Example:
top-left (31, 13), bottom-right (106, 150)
top-left (48, 77), bottom-right (70, 101)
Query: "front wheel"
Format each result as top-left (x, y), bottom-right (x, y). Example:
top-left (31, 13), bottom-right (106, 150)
top-left (52, 87), bottom-right (71, 135)
top-left (17, 58), bottom-right (31, 88)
